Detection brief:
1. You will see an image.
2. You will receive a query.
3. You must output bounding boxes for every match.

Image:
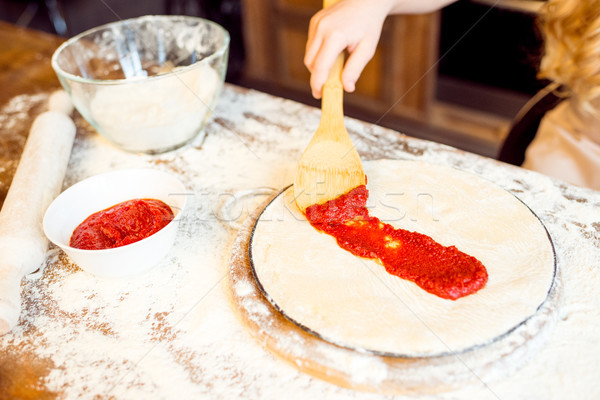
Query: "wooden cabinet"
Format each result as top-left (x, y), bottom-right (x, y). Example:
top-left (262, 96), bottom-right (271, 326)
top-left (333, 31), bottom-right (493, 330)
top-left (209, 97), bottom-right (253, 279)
top-left (241, 0), bottom-right (440, 122)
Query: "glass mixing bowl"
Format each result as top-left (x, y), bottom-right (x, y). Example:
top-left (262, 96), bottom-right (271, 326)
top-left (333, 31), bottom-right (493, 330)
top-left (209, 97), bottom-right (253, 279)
top-left (52, 15), bottom-right (229, 154)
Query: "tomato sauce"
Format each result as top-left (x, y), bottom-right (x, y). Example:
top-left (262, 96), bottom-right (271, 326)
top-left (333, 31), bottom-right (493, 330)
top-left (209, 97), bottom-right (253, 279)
top-left (305, 185), bottom-right (488, 300)
top-left (70, 199), bottom-right (174, 250)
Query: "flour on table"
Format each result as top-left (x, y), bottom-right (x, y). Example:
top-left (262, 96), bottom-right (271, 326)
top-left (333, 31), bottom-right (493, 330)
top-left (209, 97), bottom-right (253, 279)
top-left (0, 86), bottom-right (599, 400)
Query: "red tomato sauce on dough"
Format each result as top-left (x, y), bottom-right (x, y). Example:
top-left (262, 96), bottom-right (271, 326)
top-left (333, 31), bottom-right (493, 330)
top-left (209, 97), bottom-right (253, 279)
top-left (305, 185), bottom-right (488, 300)
top-left (70, 199), bottom-right (174, 250)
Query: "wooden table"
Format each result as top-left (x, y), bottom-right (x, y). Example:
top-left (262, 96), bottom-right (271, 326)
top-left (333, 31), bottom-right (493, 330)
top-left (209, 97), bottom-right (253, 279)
top-left (1, 22), bottom-right (599, 400)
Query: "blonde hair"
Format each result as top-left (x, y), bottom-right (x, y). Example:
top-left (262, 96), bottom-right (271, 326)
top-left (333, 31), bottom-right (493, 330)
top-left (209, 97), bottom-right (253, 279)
top-left (538, 0), bottom-right (600, 115)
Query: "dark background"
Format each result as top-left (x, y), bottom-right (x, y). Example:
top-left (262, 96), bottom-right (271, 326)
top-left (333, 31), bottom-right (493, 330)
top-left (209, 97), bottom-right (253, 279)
top-left (438, 0), bottom-right (546, 117)
top-left (0, 0), bottom-right (544, 100)
top-left (0, 0), bottom-right (546, 156)
top-left (0, 0), bottom-right (246, 82)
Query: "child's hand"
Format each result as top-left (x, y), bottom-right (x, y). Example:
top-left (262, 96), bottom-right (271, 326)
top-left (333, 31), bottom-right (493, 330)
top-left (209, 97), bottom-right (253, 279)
top-left (304, 0), bottom-right (391, 98)
top-left (304, 0), bottom-right (456, 99)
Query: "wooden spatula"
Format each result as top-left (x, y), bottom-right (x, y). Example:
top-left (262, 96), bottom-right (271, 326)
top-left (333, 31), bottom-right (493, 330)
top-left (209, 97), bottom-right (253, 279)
top-left (294, 1), bottom-right (366, 212)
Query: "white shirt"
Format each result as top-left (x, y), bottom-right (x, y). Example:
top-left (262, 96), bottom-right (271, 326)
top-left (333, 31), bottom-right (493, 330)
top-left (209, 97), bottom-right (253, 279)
top-left (522, 100), bottom-right (600, 190)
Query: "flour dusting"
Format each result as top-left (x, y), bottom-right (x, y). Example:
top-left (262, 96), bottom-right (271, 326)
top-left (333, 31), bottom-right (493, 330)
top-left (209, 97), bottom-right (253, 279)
top-left (1, 86), bottom-right (599, 399)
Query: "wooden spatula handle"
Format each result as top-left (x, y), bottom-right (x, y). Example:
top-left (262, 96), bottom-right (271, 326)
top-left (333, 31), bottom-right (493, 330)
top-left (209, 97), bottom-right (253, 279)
top-left (322, 0), bottom-right (344, 92)
top-left (319, 0), bottom-right (346, 132)
top-left (320, 53), bottom-right (345, 136)
top-left (323, 53), bottom-right (344, 92)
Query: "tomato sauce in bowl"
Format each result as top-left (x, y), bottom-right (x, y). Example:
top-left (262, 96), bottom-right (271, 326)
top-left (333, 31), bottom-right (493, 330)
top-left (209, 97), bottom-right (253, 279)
top-left (70, 199), bottom-right (174, 250)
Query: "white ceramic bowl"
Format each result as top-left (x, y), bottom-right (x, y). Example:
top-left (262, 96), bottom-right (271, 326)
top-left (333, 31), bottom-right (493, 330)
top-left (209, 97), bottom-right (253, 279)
top-left (43, 168), bottom-right (187, 278)
top-left (51, 15), bottom-right (229, 154)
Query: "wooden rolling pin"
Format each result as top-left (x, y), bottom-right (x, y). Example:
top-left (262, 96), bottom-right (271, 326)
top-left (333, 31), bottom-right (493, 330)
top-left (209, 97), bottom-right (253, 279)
top-left (0, 90), bottom-right (76, 335)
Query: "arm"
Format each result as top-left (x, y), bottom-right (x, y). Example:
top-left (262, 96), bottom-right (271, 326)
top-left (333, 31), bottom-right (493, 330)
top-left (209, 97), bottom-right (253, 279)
top-left (305, 0), bottom-right (457, 98)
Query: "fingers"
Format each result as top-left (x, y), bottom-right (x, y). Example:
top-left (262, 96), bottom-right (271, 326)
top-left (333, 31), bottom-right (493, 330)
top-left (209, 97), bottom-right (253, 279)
top-left (308, 38), bottom-right (377, 98)
top-left (307, 31), bottom-right (348, 99)
top-left (304, 0), bottom-right (385, 98)
top-left (304, 13), bottom-right (322, 71)
top-left (341, 39), bottom-right (377, 93)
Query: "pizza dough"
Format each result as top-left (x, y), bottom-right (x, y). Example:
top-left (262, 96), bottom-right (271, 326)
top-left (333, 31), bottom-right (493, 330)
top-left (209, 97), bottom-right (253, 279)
top-left (250, 160), bottom-right (556, 356)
